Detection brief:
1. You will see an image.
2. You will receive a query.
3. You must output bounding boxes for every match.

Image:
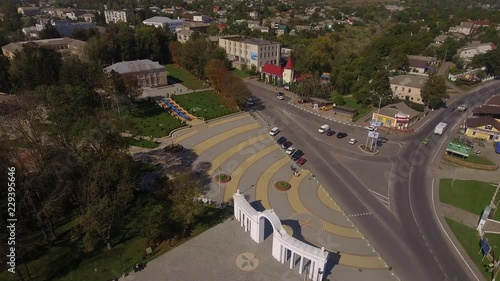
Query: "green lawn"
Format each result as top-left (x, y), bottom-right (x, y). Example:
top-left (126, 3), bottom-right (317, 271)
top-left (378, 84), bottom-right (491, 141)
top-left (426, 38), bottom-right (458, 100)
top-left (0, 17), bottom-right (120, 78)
top-left (0, 197), bottom-right (233, 281)
top-left (342, 96), bottom-right (374, 121)
top-left (440, 179), bottom-right (496, 215)
top-left (232, 69), bottom-right (250, 78)
top-left (466, 155), bottom-right (496, 166)
top-left (172, 91), bottom-right (238, 120)
top-left (125, 137), bottom-right (159, 148)
top-left (445, 218), bottom-right (493, 280)
top-left (124, 100), bottom-right (184, 138)
top-left (165, 64), bottom-right (207, 90)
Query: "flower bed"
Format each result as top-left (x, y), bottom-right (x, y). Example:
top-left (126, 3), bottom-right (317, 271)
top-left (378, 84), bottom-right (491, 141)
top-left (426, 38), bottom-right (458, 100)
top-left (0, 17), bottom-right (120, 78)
top-left (213, 174), bottom-right (231, 183)
top-left (274, 181), bottom-right (291, 191)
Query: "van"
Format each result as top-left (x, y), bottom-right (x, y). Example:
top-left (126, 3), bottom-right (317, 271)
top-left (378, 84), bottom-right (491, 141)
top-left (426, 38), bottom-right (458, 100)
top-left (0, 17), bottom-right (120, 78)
top-left (318, 124), bottom-right (330, 133)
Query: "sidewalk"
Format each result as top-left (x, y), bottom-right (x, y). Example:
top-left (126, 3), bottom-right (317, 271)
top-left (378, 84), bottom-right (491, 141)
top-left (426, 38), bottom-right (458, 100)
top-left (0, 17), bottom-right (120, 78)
top-left (440, 203), bottom-right (479, 228)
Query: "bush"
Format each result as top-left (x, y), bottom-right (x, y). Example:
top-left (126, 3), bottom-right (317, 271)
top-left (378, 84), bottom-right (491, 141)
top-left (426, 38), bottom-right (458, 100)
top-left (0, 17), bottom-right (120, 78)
top-left (332, 95), bottom-right (346, 106)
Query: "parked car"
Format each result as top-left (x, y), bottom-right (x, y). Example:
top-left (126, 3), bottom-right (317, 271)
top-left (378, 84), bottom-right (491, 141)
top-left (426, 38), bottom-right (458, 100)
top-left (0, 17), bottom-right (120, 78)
top-left (281, 141), bottom-right (292, 149)
top-left (269, 127), bottom-right (280, 136)
top-left (365, 126), bottom-right (377, 131)
top-left (348, 138), bottom-right (357, 145)
top-left (326, 130), bottom-right (335, 136)
top-left (291, 150), bottom-right (304, 161)
top-left (246, 97), bottom-right (255, 106)
top-left (296, 157), bottom-right (307, 166)
top-left (457, 104), bottom-right (469, 112)
top-left (286, 147), bottom-right (295, 155)
top-left (337, 132), bottom-right (348, 139)
top-left (277, 136), bottom-right (287, 145)
top-left (277, 92), bottom-right (285, 100)
top-left (318, 124), bottom-right (330, 133)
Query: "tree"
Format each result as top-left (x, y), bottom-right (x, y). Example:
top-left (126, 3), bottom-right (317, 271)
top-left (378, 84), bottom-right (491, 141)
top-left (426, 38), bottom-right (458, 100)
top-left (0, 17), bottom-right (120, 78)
top-left (0, 56), bottom-right (11, 93)
top-left (370, 70), bottom-right (392, 107)
top-left (421, 75), bottom-right (449, 109)
top-left (472, 48), bottom-right (500, 76)
top-left (208, 22), bottom-right (219, 36)
top-left (77, 150), bottom-right (139, 251)
top-left (140, 204), bottom-right (169, 245)
top-left (39, 22), bottom-right (61, 39)
top-left (0, 2), bottom-right (22, 32)
top-left (9, 43), bottom-right (63, 91)
top-left (60, 57), bottom-right (102, 90)
top-left (168, 170), bottom-right (202, 237)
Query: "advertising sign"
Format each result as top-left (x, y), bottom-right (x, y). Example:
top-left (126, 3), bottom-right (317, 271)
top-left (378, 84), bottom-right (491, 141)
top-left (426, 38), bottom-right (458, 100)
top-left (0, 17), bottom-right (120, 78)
top-left (368, 131), bottom-right (379, 139)
top-left (250, 52), bottom-right (258, 60)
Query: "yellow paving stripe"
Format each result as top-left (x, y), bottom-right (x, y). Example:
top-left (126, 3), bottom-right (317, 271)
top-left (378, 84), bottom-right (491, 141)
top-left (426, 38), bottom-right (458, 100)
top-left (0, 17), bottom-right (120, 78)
top-left (255, 157), bottom-right (291, 209)
top-left (193, 123), bottom-right (260, 155)
top-left (207, 114), bottom-right (249, 128)
top-left (287, 170), bottom-right (363, 239)
top-left (208, 134), bottom-right (269, 175)
top-left (224, 145), bottom-right (279, 201)
top-left (173, 114), bottom-right (250, 143)
top-left (317, 186), bottom-right (342, 213)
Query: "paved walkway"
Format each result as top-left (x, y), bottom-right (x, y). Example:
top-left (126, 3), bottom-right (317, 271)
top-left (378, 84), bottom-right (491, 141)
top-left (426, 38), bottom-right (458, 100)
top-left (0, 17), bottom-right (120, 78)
top-left (129, 112), bottom-right (399, 281)
top-left (440, 203), bottom-right (479, 228)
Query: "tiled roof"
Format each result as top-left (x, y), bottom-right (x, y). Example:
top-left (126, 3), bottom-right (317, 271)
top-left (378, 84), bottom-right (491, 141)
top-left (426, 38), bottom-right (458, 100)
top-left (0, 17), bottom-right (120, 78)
top-left (262, 63), bottom-right (283, 77)
top-left (486, 95), bottom-right (500, 106)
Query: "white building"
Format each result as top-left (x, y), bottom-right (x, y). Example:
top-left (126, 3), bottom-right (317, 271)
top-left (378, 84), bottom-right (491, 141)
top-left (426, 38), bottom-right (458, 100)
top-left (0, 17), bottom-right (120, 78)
top-left (104, 10), bottom-right (132, 24)
top-left (390, 75), bottom-right (428, 104)
top-left (143, 16), bottom-right (186, 32)
top-left (249, 11), bottom-right (259, 19)
top-left (459, 42), bottom-right (496, 61)
top-left (219, 36), bottom-right (280, 69)
top-left (448, 21), bottom-right (474, 36)
top-left (192, 15), bottom-right (210, 23)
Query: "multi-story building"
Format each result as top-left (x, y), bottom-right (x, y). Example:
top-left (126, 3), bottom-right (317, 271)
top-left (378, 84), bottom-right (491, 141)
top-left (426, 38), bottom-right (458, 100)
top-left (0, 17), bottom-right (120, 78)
top-left (103, 59), bottom-right (168, 88)
top-left (49, 20), bottom-right (96, 37)
top-left (192, 15), bottom-right (210, 23)
top-left (390, 75), bottom-right (428, 104)
top-left (143, 16), bottom-right (186, 32)
top-left (104, 10), bottom-right (132, 24)
top-left (1, 37), bottom-right (87, 60)
top-left (219, 36), bottom-right (280, 69)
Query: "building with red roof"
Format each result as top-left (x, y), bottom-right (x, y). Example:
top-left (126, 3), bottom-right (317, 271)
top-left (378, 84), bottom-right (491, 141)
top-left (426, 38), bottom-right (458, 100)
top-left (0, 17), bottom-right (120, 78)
top-left (261, 56), bottom-right (298, 86)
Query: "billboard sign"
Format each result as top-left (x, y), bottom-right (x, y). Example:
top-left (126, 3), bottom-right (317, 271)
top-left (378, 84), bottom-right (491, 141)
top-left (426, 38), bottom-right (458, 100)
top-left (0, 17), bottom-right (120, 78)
top-left (250, 52), bottom-right (258, 60)
top-left (368, 131), bottom-right (379, 139)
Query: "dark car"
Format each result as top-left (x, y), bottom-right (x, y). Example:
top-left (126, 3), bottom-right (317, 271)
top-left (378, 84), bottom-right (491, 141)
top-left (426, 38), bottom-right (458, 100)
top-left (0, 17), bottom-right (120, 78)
top-left (281, 141), bottom-right (292, 149)
top-left (296, 157), bottom-right (307, 166)
top-left (277, 136), bottom-right (287, 145)
top-left (291, 150), bottom-right (304, 161)
top-left (326, 130), bottom-right (335, 136)
top-left (337, 132), bottom-right (348, 139)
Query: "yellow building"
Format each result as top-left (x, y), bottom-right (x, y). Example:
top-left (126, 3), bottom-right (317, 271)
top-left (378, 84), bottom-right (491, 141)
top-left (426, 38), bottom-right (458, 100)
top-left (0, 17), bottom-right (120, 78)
top-left (465, 116), bottom-right (500, 141)
top-left (371, 102), bottom-right (421, 129)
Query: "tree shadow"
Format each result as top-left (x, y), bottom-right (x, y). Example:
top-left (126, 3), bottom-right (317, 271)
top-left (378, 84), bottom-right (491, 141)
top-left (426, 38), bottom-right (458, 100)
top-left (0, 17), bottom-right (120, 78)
top-left (193, 161), bottom-right (213, 193)
top-left (249, 200), bottom-right (266, 212)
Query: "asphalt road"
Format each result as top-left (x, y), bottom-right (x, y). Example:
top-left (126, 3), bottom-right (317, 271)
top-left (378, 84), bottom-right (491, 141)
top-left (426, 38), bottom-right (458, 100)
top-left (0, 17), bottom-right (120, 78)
top-left (245, 80), bottom-right (500, 281)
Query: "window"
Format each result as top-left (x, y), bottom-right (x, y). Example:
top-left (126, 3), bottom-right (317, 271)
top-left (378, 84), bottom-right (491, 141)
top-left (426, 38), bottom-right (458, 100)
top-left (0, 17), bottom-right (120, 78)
top-left (485, 125), bottom-right (493, 130)
top-left (402, 87), bottom-right (405, 92)
top-left (472, 131), bottom-right (477, 136)
top-left (408, 88), bottom-right (411, 93)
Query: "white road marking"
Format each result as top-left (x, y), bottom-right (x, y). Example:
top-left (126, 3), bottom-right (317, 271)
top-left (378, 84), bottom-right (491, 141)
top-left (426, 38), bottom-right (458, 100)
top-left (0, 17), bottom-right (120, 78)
top-left (369, 189), bottom-right (389, 201)
top-left (431, 179), bottom-right (481, 281)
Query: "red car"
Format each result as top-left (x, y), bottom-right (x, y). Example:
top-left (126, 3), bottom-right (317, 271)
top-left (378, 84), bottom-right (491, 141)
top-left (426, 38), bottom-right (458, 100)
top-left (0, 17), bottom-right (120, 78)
top-left (296, 158), bottom-right (307, 166)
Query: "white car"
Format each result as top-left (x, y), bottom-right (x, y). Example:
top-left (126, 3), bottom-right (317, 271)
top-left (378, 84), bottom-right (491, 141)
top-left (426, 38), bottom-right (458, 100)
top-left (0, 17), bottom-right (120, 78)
top-left (286, 147), bottom-right (295, 155)
top-left (348, 138), bottom-right (357, 145)
top-left (277, 92), bottom-right (285, 100)
top-left (269, 127), bottom-right (280, 136)
top-left (365, 126), bottom-right (377, 131)
top-left (318, 124), bottom-right (330, 133)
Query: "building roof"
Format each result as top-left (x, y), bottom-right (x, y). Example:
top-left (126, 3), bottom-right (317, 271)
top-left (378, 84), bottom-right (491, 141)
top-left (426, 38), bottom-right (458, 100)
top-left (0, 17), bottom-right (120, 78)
top-left (143, 16), bottom-right (184, 24)
top-left (284, 56), bottom-right (294, 70)
top-left (407, 55), bottom-right (436, 68)
top-left (473, 105), bottom-right (500, 115)
top-left (261, 63), bottom-right (283, 77)
top-left (486, 95), bottom-right (500, 106)
top-left (390, 75), bottom-right (428, 89)
top-left (103, 59), bottom-right (166, 74)
top-left (378, 102), bottom-right (420, 119)
top-left (332, 106), bottom-right (357, 114)
top-left (220, 36), bottom-right (278, 46)
top-left (2, 37), bottom-right (86, 54)
top-left (466, 116), bottom-right (500, 131)
top-left (435, 34), bottom-right (449, 42)
top-left (461, 21), bottom-right (474, 28)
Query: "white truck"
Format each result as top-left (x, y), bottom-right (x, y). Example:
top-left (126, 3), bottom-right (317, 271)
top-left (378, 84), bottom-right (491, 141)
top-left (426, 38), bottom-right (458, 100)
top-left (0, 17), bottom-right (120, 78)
top-left (434, 122), bottom-right (448, 135)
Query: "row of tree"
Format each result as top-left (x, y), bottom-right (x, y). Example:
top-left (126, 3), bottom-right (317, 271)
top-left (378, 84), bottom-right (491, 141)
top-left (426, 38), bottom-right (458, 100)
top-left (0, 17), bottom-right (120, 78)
top-left (205, 59), bottom-right (251, 108)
